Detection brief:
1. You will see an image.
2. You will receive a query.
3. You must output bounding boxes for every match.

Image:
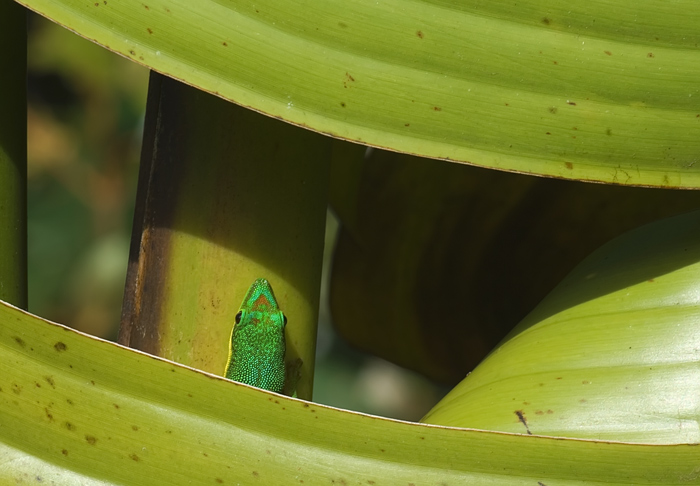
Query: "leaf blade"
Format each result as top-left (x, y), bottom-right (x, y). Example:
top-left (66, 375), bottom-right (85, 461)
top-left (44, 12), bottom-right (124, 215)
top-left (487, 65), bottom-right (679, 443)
top-left (2, 299), bottom-right (700, 483)
top-left (423, 209), bottom-right (700, 444)
top-left (14, 0), bottom-right (700, 186)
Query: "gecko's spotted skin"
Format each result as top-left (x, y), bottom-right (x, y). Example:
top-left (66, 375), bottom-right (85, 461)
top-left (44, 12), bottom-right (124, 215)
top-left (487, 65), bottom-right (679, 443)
top-left (225, 279), bottom-right (287, 393)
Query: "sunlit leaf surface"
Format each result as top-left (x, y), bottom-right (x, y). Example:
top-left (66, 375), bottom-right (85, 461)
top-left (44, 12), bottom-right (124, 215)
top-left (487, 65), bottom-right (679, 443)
top-left (424, 210), bottom-right (700, 445)
top-left (0, 301), bottom-right (698, 483)
top-left (13, 0), bottom-right (700, 186)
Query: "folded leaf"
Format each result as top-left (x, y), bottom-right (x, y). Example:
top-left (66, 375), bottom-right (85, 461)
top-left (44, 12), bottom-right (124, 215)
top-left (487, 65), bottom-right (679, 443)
top-left (423, 209), bottom-right (700, 445)
top-left (14, 0), bottom-right (700, 186)
top-left (0, 300), bottom-right (698, 483)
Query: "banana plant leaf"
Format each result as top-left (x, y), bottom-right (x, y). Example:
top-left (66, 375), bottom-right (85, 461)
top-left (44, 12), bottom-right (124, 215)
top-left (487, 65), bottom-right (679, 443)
top-left (424, 209), bottom-right (700, 445)
top-left (13, 0), bottom-right (700, 187)
top-left (6, 0), bottom-right (700, 482)
top-left (330, 149), bottom-right (700, 383)
top-left (0, 297), bottom-right (698, 484)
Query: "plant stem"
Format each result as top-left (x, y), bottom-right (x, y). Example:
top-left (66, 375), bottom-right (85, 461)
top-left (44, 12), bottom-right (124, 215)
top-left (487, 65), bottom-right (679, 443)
top-left (0, 1), bottom-right (27, 309)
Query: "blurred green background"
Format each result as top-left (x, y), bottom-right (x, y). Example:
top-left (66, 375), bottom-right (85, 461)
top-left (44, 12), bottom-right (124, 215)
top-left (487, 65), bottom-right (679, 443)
top-left (25, 13), bottom-right (447, 421)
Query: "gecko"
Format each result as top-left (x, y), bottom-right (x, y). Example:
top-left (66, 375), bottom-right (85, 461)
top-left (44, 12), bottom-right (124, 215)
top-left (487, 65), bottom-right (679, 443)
top-left (224, 278), bottom-right (289, 394)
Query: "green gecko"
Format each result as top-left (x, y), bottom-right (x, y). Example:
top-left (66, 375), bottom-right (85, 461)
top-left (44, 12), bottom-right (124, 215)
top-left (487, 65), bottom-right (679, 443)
top-left (224, 278), bottom-right (288, 393)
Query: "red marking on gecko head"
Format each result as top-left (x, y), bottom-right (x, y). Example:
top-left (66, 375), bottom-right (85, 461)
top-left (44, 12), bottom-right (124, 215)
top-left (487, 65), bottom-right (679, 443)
top-left (252, 294), bottom-right (272, 311)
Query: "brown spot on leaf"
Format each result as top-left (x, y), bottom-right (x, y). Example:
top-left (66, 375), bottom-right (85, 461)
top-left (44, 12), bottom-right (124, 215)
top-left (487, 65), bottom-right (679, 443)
top-left (604, 50), bottom-right (612, 56)
top-left (567, 101), bottom-right (576, 105)
top-left (12, 383), bottom-right (21, 394)
top-left (416, 30), bottom-right (424, 38)
top-left (541, 17), bottom-right (550, 25)
top-left (340, 102), bottom-right (346, 107)
top-left (54, 342), bottom-right (67, 352)
top-left (565, 162), bottom-right (573, 170)
top-left (130, 454), bottom-right (140, 461)
top-left (647, 52), bottom-right (654, 58)
top-left (338, 21), bottom-right (347, 28)
top-left (13, 337), bottom-right (26, 347)
top-left (44, 376), bottom-right (55, 388)
top-left (85, 435), bottom-right (97, 445)
top-left (222, 41), bottom-right (228, 46)
top-left (515, 410), bottom-right (531, 434)
top-left (64, 422), bottom-right (76, 431)
top-left (433, 106), bottom-right (442, 111)
top-left (549, 107), bottom-right (557, 114)
top-left (147, 28), bottom-right (153, 34)
top-left (45, 408), bottom-right (54, 421)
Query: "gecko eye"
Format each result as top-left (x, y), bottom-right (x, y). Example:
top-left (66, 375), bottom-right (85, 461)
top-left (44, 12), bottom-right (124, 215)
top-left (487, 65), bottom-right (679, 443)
top-left (235, 311), bottom-right (242, 324)
top-left (283, 314), bottom-right (288, 325)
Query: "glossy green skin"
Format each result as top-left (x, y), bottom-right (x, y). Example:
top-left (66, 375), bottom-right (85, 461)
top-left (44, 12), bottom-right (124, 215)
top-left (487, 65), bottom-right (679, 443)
top-left (225, 279), bottom-right (286, 393)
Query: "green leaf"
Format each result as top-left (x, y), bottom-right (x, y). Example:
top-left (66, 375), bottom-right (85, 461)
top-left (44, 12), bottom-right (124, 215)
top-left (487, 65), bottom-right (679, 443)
top-left (0, 299), bottom-right (698, 484)
top-left (423, 209), bottom-right (700, 444)
top-left (14, 0), bottom-right (700, 186)
top-left (330, 149), bottom-right (700, 383)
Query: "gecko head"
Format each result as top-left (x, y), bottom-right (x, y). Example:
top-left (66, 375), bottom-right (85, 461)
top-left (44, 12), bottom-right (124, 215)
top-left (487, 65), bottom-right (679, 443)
top-left (235, 278), bottom-right (287, 329)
